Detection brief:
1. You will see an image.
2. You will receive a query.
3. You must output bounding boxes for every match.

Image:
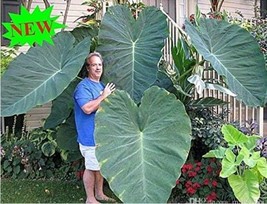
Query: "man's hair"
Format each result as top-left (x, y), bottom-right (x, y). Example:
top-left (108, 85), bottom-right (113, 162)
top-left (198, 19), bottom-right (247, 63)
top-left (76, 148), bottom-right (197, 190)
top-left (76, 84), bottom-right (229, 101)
top-left (86, 52), bottom-right (103, 65)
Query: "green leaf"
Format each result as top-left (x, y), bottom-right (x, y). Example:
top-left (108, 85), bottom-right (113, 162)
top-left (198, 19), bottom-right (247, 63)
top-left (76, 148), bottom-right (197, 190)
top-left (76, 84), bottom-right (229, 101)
top-left (95, 86), bottom-right (192, 203)
top-left (71, 26), bottom-right (98, 46)
top-left (44, 79), bottom-right (80, 129)
top-left (241, 135), bottom-right (261, 150)
top-left (172, 38), bottom-right (192, 75)
top-left (222, 124), bottom-right (248, 145)
top-left (1, 32), bottom-right (91, 117)
top-left (243, 150), bottom-right (260, 168)
top-left (228, 170), bottom-right (260, 203)
top-left (220, 152), bottom-right (237, 178)
top-left (13, 165), bottom-right (21, 175)
top-left (185, 18), bottom-right (267, 107)
top-left (241, 151), bottom-right (261, 168)
top-left (97, 6), bottom-right (168, 102)
top-left (41, 140), bottom-right (57, 157)
top-left (203, 146), bottom-right (227, 158)
top-left (257, 157), bottom-right (267, 178)
top-left (3, 160), bottom-right (10, 169)
top-left (225, 148), bottom-right (236, 162)
top-left (56, 113), bottom-right (79, 152)
top-left (236, 153), bottom-right (244, 165)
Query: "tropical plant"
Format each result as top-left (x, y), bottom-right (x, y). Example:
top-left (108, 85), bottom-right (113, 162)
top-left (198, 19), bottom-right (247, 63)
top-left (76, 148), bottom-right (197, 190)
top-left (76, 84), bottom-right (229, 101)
top-left (1, 32), bottom-right (91, 117)
top-left (184, 17), bottom-right (267, 107)
top-left (189, 108), bottom-right (227, 158)
top-left (0, 128), bottom-right (77, 179)
top-left (1, 4), bottom-right (267, 203)
top-left (203, 124), bottom-right (267, 203)
top-left (95, 86), bottom-right (192, 203)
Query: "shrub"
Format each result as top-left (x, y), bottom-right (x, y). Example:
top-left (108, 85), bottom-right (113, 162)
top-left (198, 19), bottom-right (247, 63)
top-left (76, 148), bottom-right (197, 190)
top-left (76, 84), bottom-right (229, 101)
top-left (1, 46), bottom-right (18, 76)
top-left (0, 128), bottom-right (81, 180)
top-left (189, 108), bottom-right (228, 160)
top-left (170, 158), bottom-right (236, 203)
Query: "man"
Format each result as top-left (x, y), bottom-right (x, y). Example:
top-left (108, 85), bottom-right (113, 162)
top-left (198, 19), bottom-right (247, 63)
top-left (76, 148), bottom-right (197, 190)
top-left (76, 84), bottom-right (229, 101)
top-left (73, 52), bottom-right (116, 203)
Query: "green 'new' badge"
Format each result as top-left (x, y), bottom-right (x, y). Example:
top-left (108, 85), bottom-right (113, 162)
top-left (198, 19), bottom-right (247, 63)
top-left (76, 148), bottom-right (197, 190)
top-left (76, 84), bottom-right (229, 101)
top-left (2, 6), bottom-right (66, 47)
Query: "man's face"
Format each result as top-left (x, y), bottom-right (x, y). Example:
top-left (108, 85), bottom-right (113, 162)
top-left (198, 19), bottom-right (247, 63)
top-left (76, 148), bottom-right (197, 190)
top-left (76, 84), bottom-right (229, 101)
top-left (87, 56), bottom-right (103, 80)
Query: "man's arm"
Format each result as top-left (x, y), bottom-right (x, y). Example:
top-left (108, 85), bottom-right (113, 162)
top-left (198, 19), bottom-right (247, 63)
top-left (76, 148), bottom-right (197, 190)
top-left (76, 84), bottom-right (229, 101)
top-left (81, 83), bottom-right (115, 114)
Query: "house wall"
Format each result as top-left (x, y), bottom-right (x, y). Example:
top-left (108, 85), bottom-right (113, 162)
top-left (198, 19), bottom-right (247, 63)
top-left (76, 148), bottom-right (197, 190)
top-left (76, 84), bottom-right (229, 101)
top-left (142, 0), bottom-right (177, 21)
top-left (30, 0), bottom-right (87, 31)
top-left (197, 0), bottom-right (257, 18)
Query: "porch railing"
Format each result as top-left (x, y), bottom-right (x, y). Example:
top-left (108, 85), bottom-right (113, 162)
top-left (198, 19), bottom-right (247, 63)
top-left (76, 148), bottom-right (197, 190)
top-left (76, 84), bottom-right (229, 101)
top-left (160, 6), bottom-right (264, 136)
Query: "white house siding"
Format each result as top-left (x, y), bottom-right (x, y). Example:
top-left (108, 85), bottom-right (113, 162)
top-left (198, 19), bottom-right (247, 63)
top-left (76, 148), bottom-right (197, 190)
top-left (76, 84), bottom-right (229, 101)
top-left (25, 102), bottom-right (52, 131)
top-left (197, 0), bottom-right (257, 19)
top-left (30, 0), bottom-right (87, 30)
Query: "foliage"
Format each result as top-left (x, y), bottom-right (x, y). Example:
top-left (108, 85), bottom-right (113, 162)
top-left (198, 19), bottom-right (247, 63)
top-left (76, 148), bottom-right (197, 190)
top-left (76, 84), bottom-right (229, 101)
top-left (0, 47), bottom-right (18, 76)
top-left (76, 0), bottom-right (146, 27)
top-left (185, 18), bottom-right (267, 107)
top-left (0, 128), bottom-right (78, 180)
top-left (170, 158), bottom-right (236, 203)
top-left (189, 109), bottom-right (226, 153)
top-left (229, 13), bottom-right (267, 55)
top-left (124, 1), bottom-right (146, 19)
top-left (256, 137), bottom-right (267, 158)
top-left (97, 5), bottom-right (168, 103)
top-left (260, 178), bottom-right (267, 203)
top-left (75, 0), bottom-right (103, 28)
top-left (95, 87), bottom-right (192, 203)
top-left (203, 124), bottom-right (267, 203)
top-left (1, 4), bottom-right (267, 203)
top-left (1, 32), bottom-right (91, 117)
top-left (231, 119), bottom-right (259, 136)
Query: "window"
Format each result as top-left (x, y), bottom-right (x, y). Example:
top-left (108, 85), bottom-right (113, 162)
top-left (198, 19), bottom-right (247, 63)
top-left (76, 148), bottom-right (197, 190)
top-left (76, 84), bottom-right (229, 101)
top-left (1, 0), bottom-right (21, 46)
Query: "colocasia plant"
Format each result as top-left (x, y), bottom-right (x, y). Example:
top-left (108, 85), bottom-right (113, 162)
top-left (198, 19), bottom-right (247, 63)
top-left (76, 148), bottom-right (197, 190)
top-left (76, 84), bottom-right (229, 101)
top-left (203, 124), bottom-right (267, 203)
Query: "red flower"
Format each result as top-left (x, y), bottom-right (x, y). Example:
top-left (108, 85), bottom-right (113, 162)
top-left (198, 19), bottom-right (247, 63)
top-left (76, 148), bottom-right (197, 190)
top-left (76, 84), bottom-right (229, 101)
top-left (206, 192), bottom-right (217, 202)
top-left (203, 178), bottom-right (209, 185)
top-left (182, 167), bottom-right (187, 173)
top-left (188, 171), bottom-right (197, 177)
top-left (186, 163), bottom-right (194, 170)
top-left (176, 180), bottom-right (180, 185)
top-left (196, 162), bottom-right (202, 166)
top-left (212, 180), bottom-right (217, 187)
top-left (182, 163), bottom-right (193, 173)
top-left (192, 182), bottom-right (201, 189)
top-left (207, 165), bottom-right (213, 173)
top-left (195, 166), bottom-right (201, 172)
top-left (185, 181), bottom-right (192, 188)
top-left (186, 186), bottom-right (196, 195)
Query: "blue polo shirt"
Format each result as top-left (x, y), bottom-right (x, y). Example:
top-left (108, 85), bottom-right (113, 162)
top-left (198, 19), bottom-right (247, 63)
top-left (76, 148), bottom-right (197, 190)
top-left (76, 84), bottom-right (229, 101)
top-left (73, 78), bottom-right (104, 146)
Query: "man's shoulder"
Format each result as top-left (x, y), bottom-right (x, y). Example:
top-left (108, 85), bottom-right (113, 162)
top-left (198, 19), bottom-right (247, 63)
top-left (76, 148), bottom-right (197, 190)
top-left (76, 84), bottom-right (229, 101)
top-left (77, 78), bottom-right (91, 88)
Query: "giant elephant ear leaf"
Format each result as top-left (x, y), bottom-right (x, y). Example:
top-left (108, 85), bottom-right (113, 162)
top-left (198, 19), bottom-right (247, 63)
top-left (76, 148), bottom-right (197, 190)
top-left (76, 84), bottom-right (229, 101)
top-left (97, 5), bottom-right (168, 103)
top-left (185, 18), bottom-right (267, 107)
top-left (1, 32), bottom-right (90, 117)
top-left (95, 86), bottom-right (192, 203)
top-left (44, 78), bottom-right (80, 129)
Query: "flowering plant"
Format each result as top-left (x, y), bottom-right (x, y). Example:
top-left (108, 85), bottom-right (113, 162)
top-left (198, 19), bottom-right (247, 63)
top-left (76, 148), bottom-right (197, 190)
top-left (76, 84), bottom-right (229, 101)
top-left (171, 158), bottom-right (235, 203)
